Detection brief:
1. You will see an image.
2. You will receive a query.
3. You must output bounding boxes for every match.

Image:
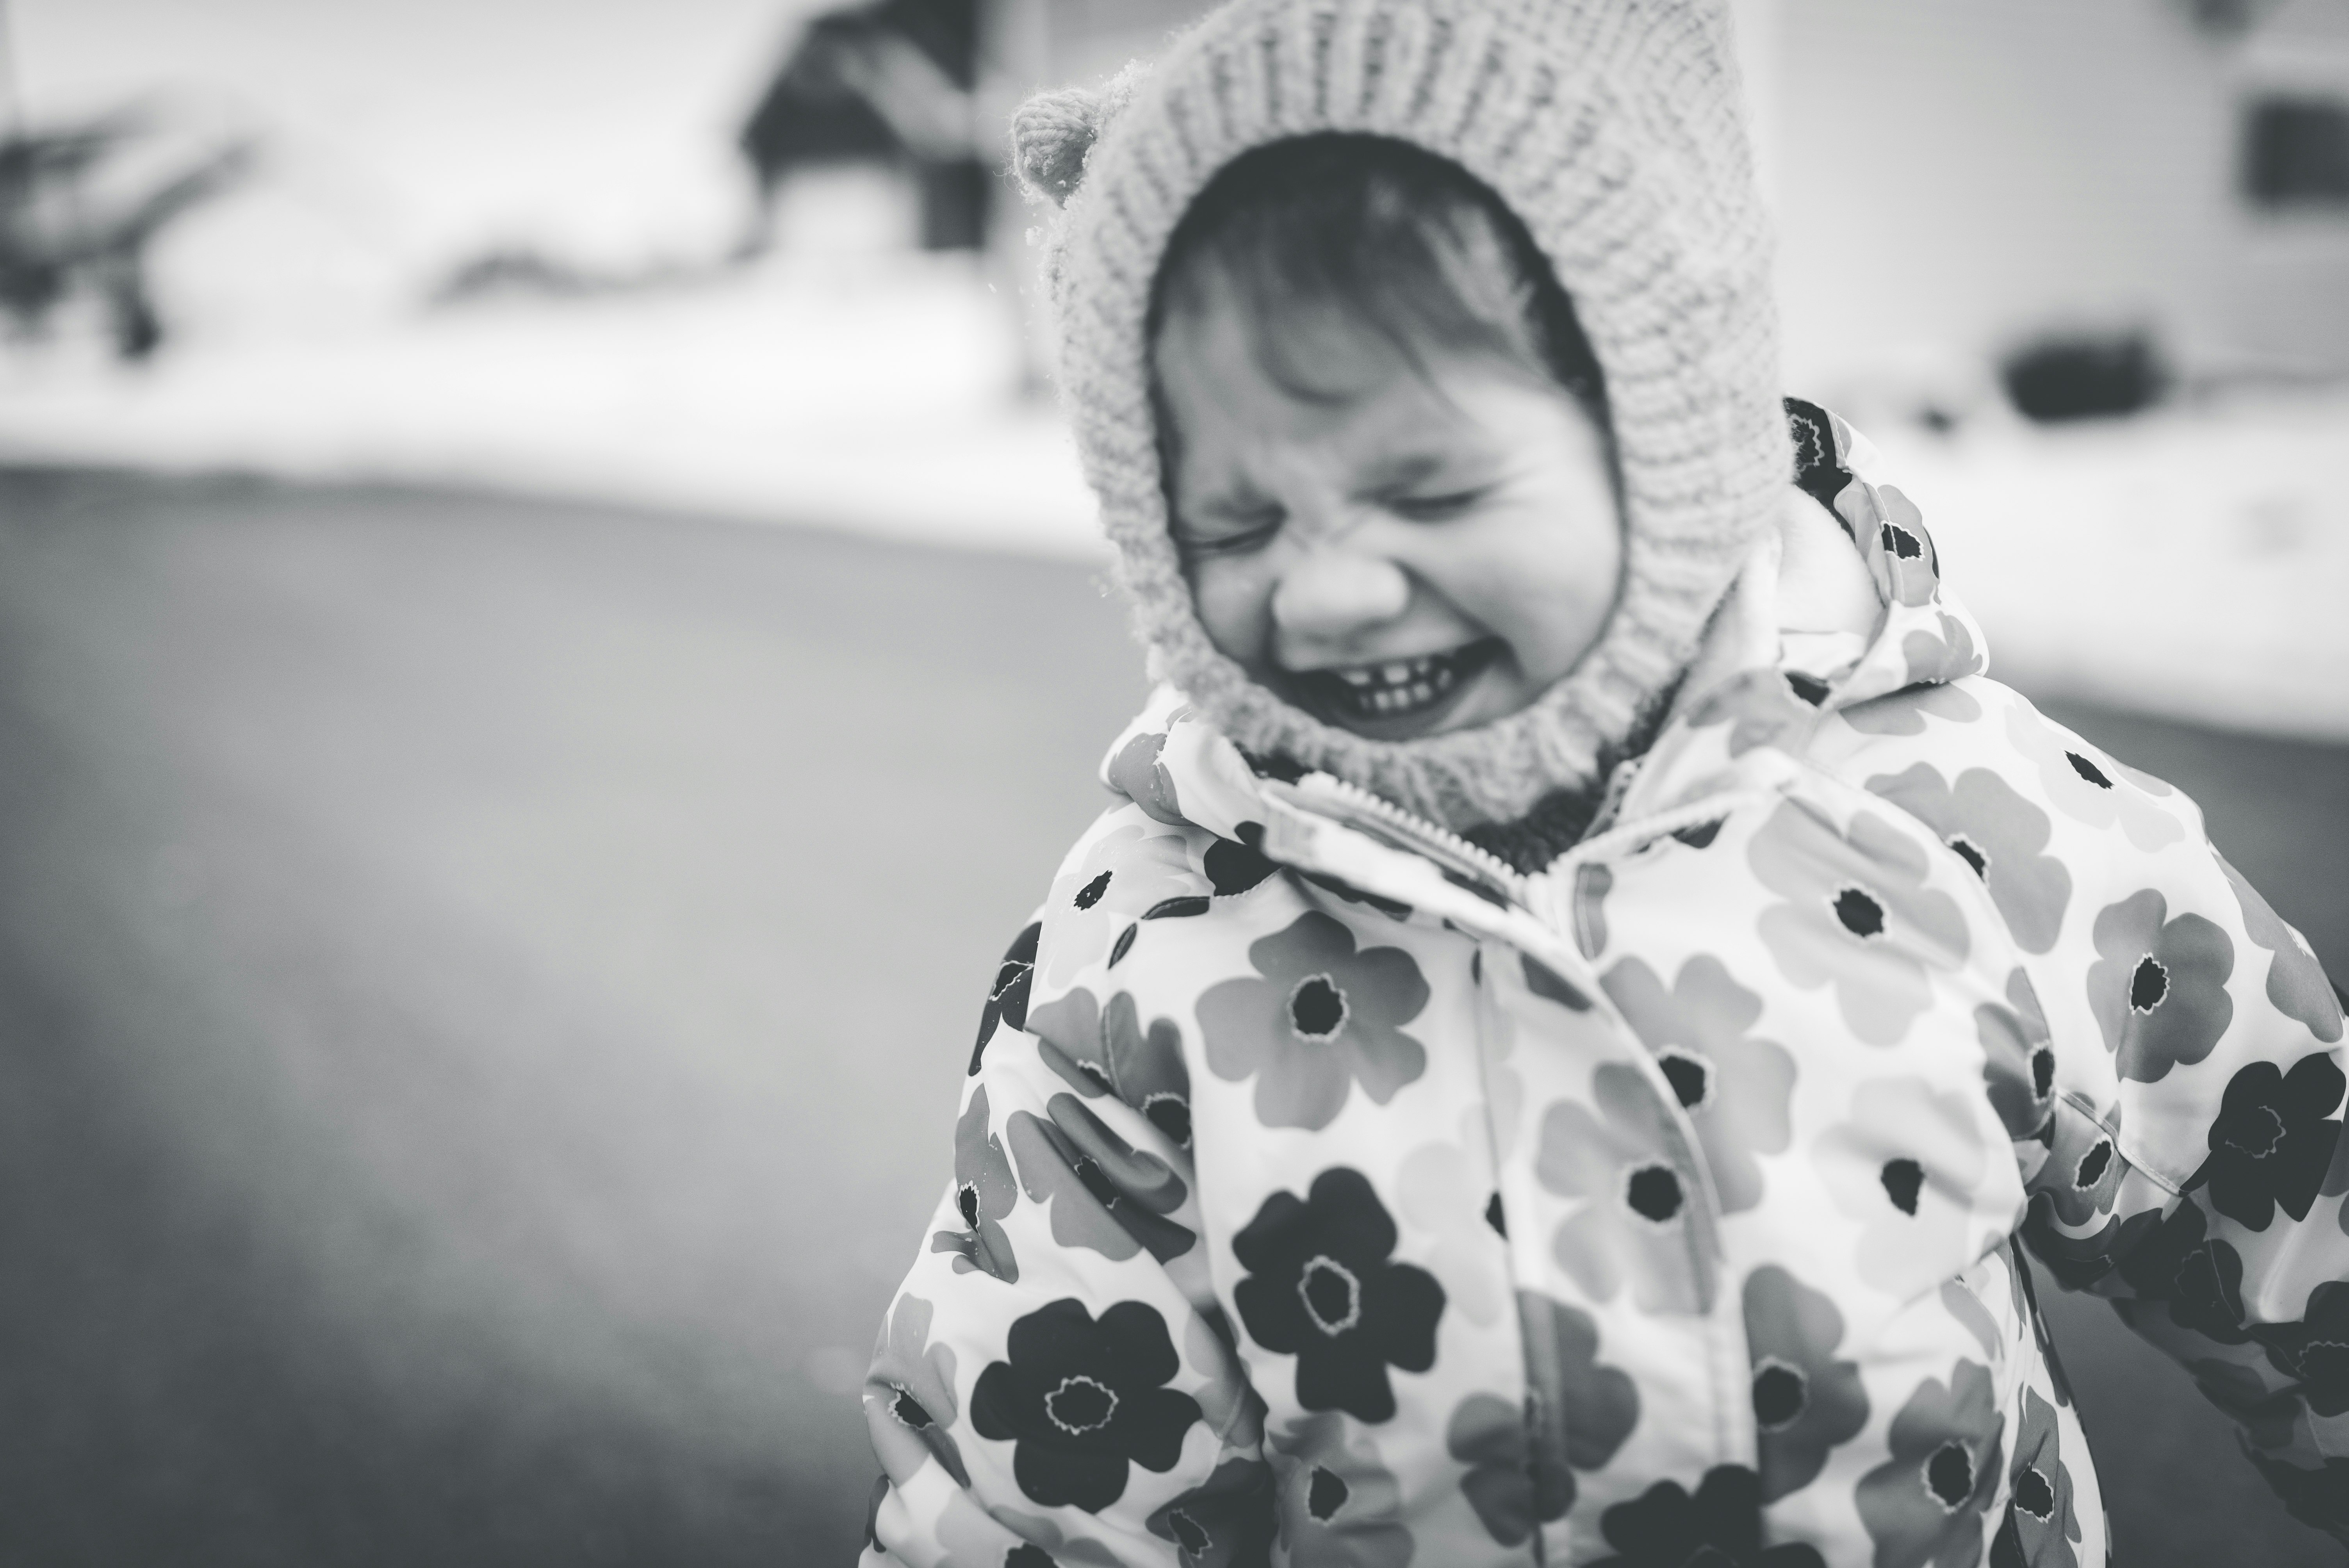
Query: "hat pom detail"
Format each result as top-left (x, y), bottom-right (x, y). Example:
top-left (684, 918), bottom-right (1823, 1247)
top-left (1011, 62), bottom-right (1148, 206)
top-left (1011, 87), bottom-right (1104, 205)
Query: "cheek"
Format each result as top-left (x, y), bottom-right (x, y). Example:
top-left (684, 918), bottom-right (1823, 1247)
top-left (1467, 503), bottom-right (1624, 674)
top-left (1185, 558), bottom-right (1273, 667)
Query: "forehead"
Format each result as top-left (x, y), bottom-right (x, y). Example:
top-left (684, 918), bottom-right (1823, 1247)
top-left (1153, 275), bottom-right (1489, 474)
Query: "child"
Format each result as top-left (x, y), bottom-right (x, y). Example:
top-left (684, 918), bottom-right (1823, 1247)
top-left (861, 2), bottom-right (2349, 1563)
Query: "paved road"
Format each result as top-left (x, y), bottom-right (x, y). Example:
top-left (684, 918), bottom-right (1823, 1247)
top-left (1, 467), bottom-right (2341, 1566)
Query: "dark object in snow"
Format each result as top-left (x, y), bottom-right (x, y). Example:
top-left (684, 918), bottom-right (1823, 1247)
top-left (2244, 95), bottom-right (2349, 210)
top-left (2176, 0), bottom-right (2291, 36)
top-left (2000, 332), bottom-right (2168, 424)
top-left (738, 0), bottom-right (991, 252)
top-left (0, 109), bottom-right (251, 360)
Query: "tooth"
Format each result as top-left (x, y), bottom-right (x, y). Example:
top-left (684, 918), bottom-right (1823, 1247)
top-left (1338, 668), bottom-right (1372, 687)
top-left (1381, 663), bottom-right (1412, 684)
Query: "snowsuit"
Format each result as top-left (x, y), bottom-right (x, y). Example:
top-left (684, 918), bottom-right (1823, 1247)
top-left (860, 404), bottom-right (2349, 1566)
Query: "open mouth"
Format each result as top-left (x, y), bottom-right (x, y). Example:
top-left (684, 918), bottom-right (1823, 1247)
top-left (1294, 641), bottom-right (1501, 729)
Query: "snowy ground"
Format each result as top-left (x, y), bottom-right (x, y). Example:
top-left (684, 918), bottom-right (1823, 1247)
top-left (2, 262), bottom-right (2344, 739)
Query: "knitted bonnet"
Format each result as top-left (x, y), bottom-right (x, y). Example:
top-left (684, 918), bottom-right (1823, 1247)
top-left (1012, 0), bottom-right (1789, 834)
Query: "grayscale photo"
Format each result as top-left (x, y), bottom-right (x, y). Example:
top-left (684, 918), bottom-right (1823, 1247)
top-left (2, 2), bottom-right (2345, 1564)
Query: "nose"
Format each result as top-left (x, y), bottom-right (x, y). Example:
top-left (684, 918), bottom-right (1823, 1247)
top-left (1270, 547), bottom-right (1411, 656)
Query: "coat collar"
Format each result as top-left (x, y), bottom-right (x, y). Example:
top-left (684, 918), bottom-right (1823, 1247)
top-left (1099, 402), bottom-right (1987, 906)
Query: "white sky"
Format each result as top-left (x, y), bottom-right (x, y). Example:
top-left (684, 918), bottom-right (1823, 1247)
top-left (5, 0), bottom-right (822, 279)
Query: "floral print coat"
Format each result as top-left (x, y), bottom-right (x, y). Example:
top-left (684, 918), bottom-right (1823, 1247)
top-left (860, 403), bottom-right (2349, 1568)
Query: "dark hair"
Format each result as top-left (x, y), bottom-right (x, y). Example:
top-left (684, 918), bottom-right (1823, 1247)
top-left (1148, 134), bottom-right (1608, 426)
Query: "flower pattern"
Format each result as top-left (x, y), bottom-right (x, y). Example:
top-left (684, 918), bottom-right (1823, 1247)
top-left (1268, 1413), bottom-right (1413, 1568)
top-left (1109, 997), bottom-right (1198, 1149)
top-left (1840, 681), bottom-right (1984, 738)
top-left (2088, 889), bottom-right (2235, 1084)
top-left (2032, 1102), bottom-right (2126, 1230)
top-left (2019, 1197), bottom-right (2125, 1293)
top-left (2114, 1201), bottom-right (2251, 1343)
top-left (971, 1297), bottom-right (1203, 1513)
top-left (866, 1293), bottom-right (971, 1487)
top-left (1903, 609), bottom-right (1986, 690)
top-left (1396, 1133), bottom-right (1508, 1326)
top-left (1865, 761), bottom-right (2072, 954)
top-left (2219, 854), bottom-right (2345, 1045)
top-left (1591, 1465), bottom-right (1827, 1566)
top-left (1519, 1286), bottom-right (1640, 1476)
top-left (1814, 1077), bottom-right (1990, 1301)
top-left (1575, 862), bottom-right (1614, 959)
top-left (1029, 985), bottom-right (1117, 1098)
top-left (972, 921), bottom-right (1041, 1075)
top-left (1856, 1359), bottom-right (2005, 1568)
top-left (1007, 1093), bottom-right (1196, 1264)
top-left (1860, 482), bottom-right (1943, 609)
top-left (1537, 1062), bottom-right (1713, 1315)
top-left (1742, 1265), bottom-right (1869, 1502)
top-left (1977, 967), bottom-right (2058, 1142)
top-left (1145, 1456), bottom-right (1278, 1568)
top-left (1750, 799), bottom-right (1970, 1046)
top-left (1601, 954), bottom-right (1796, 1213)
top-left (1028, 985), bottom-right (1195, 1147)
top-left (1106, 725), bottom-right (1187, 827)
top-left (2189, 1052), bottom-right (2345, 1231)
top-left (1043, 825), bottom-right (1197, 985)
top-left (1205, 834), bottom-right (1280, 896)
top-left (1683, 667), bottom-right (1823, 758)
top-left (1987, 1386), bottom-right (2079, 1568)
top-left (1447, 1392), bottom-right (1569, 1547)
top-left (2002, 704), bottom-right (2183, 852)
top-left (1199, 911), bottom-right (1429, 1130)
top-left (1231, 1167), bottom-right (1444, 1422)
top-left (2255, 1281), bottom-right (2349, 1418)
top-left (932, 1084), bottom-right (1020, 1282)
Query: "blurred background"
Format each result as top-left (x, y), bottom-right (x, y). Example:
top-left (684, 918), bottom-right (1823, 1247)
top-left (0, 1), bottom-right (2344, 1564)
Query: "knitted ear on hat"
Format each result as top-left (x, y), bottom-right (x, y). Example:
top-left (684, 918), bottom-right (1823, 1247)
top-left (1010, 63), bottom-right (1150, 206)
top-left (1010, 90), bottom-right (1101, 205)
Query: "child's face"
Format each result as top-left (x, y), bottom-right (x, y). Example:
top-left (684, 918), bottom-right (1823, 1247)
top-left (1155, 280), bottom-right (1624, 743)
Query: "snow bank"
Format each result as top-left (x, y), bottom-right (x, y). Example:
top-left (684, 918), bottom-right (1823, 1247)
top-left (0, 256), bottom-right (1106, 561)
top-left (2, 262), bottom-right (2343, 741)
top-left (1868, 399), bottom-right (2349, 741)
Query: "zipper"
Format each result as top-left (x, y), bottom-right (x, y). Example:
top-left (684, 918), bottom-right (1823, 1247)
top-left (1279, 771), bottom-right (1529, 907)
top-left (1269, 770), bottom-right (1770, 914)
top-left (1266, 763), bottom-right (1770, 1492)
top-left (1547, 792), bottom-right (1767, 879)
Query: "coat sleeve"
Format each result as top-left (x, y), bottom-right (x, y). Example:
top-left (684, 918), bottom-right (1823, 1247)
top-left (2010, 736), bottom-right (2349, 1545)
top-left (858, 912), bottom-right (1274, 1568)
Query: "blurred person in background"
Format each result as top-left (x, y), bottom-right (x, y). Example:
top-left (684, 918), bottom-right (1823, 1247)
top-left (859, 2), bottom-right (2349, 1564)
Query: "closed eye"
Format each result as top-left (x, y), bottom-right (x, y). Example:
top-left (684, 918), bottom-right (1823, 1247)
top-left (1175, 504), bottom-right (1285, 557)
top-left (1387, 487), bottom-right (1489, 523)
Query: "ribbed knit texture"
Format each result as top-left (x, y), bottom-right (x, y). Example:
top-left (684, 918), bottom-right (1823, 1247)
top-left (1013, 0), bottom-right (1791, 832)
